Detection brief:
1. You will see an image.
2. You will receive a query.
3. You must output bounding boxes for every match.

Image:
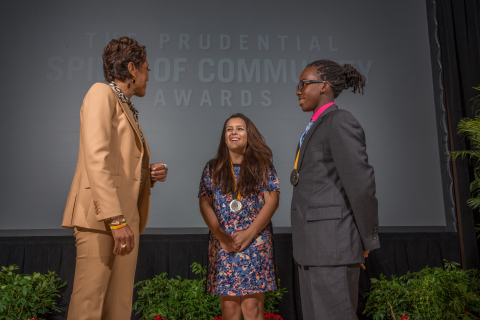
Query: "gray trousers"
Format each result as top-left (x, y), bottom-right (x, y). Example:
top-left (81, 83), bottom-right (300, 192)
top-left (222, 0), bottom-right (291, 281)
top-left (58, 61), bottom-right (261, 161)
top-left (298, 264), bottom-right (360, 320)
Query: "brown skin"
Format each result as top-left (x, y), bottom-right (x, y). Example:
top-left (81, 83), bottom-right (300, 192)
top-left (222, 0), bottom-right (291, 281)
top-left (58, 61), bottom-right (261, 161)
top-left (110, 60), bottom-right (169, 256)
top-left (199, 117), bottom-right (279, 320)
top-left (296, 66), bottom-right (334, 114)
top-left (221, 293), bottom-right (265, 320)
top-left (296, 66), bottom-right (370, 269)
top-left (151, 163), bottom-right (168, 181)
top-left (225, 118), bottom-right (248, 164)
top-left (114, 60), bottom-right (150, 99)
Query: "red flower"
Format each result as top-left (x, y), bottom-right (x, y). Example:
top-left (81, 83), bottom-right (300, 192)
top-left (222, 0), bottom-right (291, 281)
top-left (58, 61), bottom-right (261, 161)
top-left (264, 312), bottom-right (283, 320)
top-left (401, 314), bottom-right (409, 320)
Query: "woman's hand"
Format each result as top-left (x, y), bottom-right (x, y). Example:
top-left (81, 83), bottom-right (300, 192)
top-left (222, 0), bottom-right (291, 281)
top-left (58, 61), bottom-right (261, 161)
top-left (232, 230), bottom-right (255, 252)
top-left (218, 233), bottom-right (240, 254)
top-left (151, 163), bottom-right (168, 182)
top-left (111, 224), bottom-right (135, 256)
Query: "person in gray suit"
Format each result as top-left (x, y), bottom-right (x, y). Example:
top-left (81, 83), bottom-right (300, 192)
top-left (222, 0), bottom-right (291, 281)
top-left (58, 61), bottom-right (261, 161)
top-left (291, 59), bottom-right (380, 320)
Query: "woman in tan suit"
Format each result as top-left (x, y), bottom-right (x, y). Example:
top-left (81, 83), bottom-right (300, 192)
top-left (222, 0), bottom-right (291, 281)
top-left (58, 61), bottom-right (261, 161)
top-left (61, 37), bottom-right (168, 320)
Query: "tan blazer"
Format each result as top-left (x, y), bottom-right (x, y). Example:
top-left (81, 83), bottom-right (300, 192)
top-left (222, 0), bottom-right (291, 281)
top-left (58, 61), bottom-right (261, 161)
top-left (62, 83), bottom-right (155, 234)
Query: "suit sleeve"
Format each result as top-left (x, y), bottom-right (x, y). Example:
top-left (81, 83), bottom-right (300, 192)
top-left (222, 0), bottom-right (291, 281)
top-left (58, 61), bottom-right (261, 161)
top-left (329, 111), bottom-right (380, 251)
top-left (81, 83), bottom-right (123, 221)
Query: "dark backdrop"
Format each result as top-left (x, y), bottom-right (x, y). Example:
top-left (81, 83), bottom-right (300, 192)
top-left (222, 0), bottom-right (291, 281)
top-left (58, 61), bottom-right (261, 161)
top-left (0, 233), bottom-right (461, 320)
top-left (432, 0), bottom-right (480, 268)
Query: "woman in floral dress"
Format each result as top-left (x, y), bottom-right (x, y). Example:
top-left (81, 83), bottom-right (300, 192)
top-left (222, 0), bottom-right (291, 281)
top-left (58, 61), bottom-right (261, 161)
top-left (198, 113), bottom-right (280, 320)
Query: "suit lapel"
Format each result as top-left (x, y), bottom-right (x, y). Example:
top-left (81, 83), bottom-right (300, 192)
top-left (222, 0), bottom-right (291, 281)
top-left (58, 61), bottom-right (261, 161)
top-left (137, 121), bottom-right (151, 160)
top-left (297, 105), bottom-right (338, 171)
top-left (119, 100), bottom-right (143, 152)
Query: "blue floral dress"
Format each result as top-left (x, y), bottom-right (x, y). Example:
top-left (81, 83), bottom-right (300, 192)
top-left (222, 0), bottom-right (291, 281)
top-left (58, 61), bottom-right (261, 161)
top-left (198, 162), bottom-right (280, 296)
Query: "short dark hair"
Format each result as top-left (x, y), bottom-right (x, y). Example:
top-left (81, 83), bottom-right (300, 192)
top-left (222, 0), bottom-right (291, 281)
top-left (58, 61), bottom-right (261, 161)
top-left (307, 59), bottom-right (366, 98)
top-left (102, 37), bottom-right (147, 82)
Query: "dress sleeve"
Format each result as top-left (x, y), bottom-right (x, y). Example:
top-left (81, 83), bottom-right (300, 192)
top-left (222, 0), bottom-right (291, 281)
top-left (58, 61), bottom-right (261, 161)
top-left (198, 162), bottom-right (213, 197)
top-left (264, 165), bottom-right (281, 193)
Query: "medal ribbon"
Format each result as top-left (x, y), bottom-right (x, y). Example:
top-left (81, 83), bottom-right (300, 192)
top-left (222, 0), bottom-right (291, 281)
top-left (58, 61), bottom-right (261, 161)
top-left (294, 149), bottom-right (300, 170)
top-left (293, 102), bottom-right (335, 172)
top-left (230, 159), bottom-right (241, 201)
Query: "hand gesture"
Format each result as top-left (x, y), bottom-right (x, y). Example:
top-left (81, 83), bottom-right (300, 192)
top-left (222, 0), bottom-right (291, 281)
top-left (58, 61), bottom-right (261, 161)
top-left (218, 233), bottom-right (240, 254)
top-left (151, 163), bottom-right (168, 182)
top-left (232, 230), bottom-right (255, 252)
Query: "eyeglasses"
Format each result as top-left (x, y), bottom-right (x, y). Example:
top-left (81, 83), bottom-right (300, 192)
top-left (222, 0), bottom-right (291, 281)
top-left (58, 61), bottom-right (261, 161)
top-left (296, 80), bottom-right (327, 92)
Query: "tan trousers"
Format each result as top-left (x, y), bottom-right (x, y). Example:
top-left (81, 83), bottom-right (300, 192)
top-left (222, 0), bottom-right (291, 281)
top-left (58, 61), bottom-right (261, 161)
top-left (67, 210), bottom-right (140, 320)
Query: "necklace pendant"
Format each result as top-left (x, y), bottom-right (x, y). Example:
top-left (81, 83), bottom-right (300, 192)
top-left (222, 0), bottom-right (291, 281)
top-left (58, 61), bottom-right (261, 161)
top-left (230, 199), bottom-right (243, 213)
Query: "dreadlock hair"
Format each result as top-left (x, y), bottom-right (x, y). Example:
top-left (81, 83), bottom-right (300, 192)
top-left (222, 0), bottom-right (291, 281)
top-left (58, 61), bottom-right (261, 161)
top-left (210, 113), bottom-right (273, 196)
top-left (306, 60), bottom-right (366, 98)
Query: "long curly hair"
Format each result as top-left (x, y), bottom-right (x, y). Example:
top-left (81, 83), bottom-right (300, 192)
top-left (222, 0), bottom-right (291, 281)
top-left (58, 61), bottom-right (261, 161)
top-left (210, 113), bottom-right (273, 195)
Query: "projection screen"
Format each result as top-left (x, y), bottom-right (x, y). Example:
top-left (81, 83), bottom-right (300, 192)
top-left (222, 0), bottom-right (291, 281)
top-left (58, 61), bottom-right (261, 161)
top-left (0, 0), bottom-right (446, 232)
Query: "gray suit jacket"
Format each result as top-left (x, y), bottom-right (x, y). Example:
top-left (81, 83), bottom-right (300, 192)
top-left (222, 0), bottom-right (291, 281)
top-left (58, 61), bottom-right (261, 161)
top-left (291, 105), bottom-right (380, 266)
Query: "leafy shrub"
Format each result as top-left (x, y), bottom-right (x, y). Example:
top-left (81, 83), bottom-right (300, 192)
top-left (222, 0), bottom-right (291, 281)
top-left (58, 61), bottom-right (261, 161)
top-left (264, 279), bottom-right (287, 314)
top-left (0, 265), bottom-right (67, 320)
top-left (133, 262), bottom-right (287, 320)
top-left (363, 260), bottom-right (480, 320)
top-left (449, 84), bottom-right (480, 238)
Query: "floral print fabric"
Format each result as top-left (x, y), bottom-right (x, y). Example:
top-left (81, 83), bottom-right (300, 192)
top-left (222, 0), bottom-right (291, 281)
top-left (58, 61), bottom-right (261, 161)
top-left (198, 162), bottom-right (280, 296)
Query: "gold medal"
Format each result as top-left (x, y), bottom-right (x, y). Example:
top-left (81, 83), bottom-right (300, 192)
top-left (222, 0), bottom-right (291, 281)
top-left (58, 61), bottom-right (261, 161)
top-left (229, 159), bottom-right (243, 213)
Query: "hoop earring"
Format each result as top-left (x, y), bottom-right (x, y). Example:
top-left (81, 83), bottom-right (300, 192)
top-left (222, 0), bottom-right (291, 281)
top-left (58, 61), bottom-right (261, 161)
top-left (132, 77), bottom-right (136, 84)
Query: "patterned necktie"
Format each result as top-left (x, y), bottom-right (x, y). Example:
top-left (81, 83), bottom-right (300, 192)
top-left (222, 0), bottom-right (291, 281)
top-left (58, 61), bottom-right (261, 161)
top-left (299, 120), bottom-right (314, 148)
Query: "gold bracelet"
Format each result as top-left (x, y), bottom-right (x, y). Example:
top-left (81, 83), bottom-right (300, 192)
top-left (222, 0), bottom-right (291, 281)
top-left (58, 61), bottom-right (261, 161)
top-left (109, 218), bottom-right (126, 226)
top-left (110, 222), bottom-right (127, 230)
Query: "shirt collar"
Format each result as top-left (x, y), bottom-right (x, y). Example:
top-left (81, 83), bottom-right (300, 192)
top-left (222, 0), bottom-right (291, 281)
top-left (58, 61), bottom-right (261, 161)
top-left (108, 82), bottom-right (139, 120)
top-left (311, 102), bottom-right (335, 122)
top-left (108, 82), bottom-right (132, 104)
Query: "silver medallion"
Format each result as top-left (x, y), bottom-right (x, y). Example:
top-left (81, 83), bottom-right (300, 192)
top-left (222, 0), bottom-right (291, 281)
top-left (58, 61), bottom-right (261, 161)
top-left (229, 199), bottom-right (243, 213)
top-left (290, 169), bottom-right (300, 186)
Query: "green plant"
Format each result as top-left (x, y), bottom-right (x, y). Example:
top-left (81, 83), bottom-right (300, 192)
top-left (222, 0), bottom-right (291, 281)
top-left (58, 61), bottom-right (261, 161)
top-left (449, 85), bottom-right (480, 237)
top-left (0, 265), bottom-right (67, 320)
top-left (363, 260), bottom-right (480, 320)
top-left (264, 279), bottom-right (287, 314)
top-left (133, 262), bottom-right (220, 320)
top-left (133, 262), bottom-right (287, 320)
